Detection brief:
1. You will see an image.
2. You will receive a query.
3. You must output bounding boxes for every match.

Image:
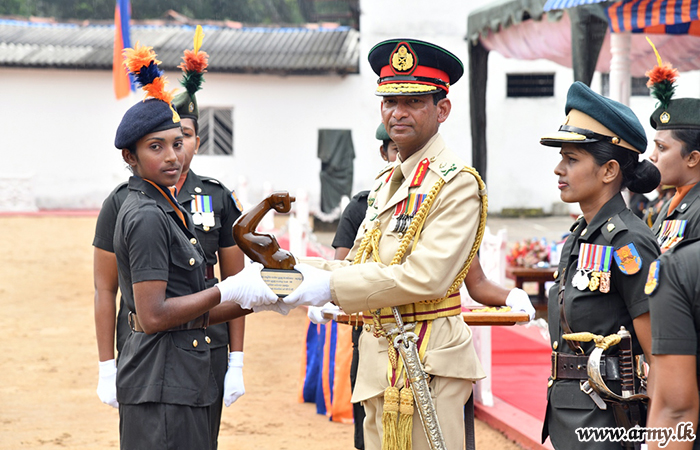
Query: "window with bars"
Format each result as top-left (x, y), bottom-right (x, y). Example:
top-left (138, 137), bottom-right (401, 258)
top-left (600, 73), bottom-right (650, 97)
top-left (506, 73), bottom-right (555, 98)
top-left (198, 107), bottom-right (233, 155)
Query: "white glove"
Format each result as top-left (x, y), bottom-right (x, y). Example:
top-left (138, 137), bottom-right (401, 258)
top-left (283, 264), bottom-right (332, 308)
top-left (252, 300), bottom-right (295, 316)
top-left (96, 359), bottom-right (119, 408)
top-left (215, 262), bottom-right (278, 309)
top-left (223, 352), bottom-right (245, 407)
top-left (308, 302), bottom-right (341, 324)
top-left (506, 288), bottom-right (536, 321)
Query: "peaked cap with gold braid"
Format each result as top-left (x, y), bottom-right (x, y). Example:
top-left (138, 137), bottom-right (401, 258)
top-left (114, 42), bottom-right (180, 149)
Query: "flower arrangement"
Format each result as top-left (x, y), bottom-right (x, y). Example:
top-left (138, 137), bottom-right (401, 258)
top-left (506, 238), bottom-right (550, 268)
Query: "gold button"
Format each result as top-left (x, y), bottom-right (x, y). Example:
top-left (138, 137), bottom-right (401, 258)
top-left (203, 226), bottom-right (210, 232)
top-left (193, 339), bottom-right (198, 348)
top-left (205, 336), bottom-right (211, 344)
top-left (607, 223), bottom-right (615, 232)
top-left (190, 238), bottom-right (197, 245)
top-left (548, 379), bottom-right (553, 388)
top-left (581, 228), bottom-right (587, 236)
top-left (553, 341), bottom-right (558, 350)
top-left (553, 270), bottom-right (558, 279)
top-left (195, 187), bottom-right (202, 193)
top-left (364, 324), bottom-right (371, 332)
top-left (189, 258), bottom-right (195, 266)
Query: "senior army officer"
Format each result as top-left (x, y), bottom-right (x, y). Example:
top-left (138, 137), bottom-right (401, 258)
top-left (283, 39), bottom-right (486, 450)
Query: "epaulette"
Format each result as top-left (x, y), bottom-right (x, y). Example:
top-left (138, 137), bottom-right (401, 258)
top-left (600, 214), bottom-right (628, 244)
top-left (570, 216), bottom-right (584, 232)
top-left (427, 153), bottom-right (467, 184)
top-left (200, 176), bottom-right (221, 186)
top-left (375, 162), bottom-right (396, 180)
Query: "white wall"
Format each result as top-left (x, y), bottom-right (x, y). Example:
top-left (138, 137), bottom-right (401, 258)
top-left (6, 0), bottom-right (700, 214)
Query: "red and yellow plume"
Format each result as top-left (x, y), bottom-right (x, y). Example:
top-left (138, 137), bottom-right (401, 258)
top-left (123, 42), bottom-right (179, 121)
top-left (645, 37), bottom-right (679, 110)
top-left (178, 25), bottom-right (209, 96)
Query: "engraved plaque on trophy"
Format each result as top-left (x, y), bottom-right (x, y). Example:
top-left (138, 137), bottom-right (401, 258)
top-left (232, 192), bottom-right (302, 297)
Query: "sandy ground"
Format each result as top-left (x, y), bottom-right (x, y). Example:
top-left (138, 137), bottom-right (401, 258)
top-left (0, 215), bottom-right (523, 450)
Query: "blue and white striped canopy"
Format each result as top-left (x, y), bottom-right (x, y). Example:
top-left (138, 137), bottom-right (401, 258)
top-left (543, 0), bottom-right (608, 12)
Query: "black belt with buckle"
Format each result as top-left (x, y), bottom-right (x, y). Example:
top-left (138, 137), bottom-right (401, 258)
top-left (128, 311), bottom-right (209, 333)
top-left (551, 352), bottom-right (620, 381)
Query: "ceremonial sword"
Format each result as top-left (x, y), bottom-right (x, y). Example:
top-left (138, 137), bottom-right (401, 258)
top-left (389, 306), bottom-right (447, 450)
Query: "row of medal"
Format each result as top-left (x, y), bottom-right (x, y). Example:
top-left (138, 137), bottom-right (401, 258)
top-left (657, 219), bottom-right (686, 253)
top-left (571, 243), bottom-right (614, 293)
top-left (389, 193), bottom-right (427, 233)
top-left (191, 195), bottom-right (216, 228)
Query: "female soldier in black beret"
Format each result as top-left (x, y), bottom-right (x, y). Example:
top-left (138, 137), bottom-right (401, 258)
top-left (111, 42), bottom-right (276, 450)
top-left (93, 28), bottom-right (249, 450)
top-left (540, 81), bottom-right (661, 449)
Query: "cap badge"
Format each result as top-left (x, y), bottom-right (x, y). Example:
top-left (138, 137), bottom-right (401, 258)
top-left (390, 42), bottom-right (416, 75)
top-left (660, 111), bottom-right (670, 124)
top-left (612, 137), bottom-right (620, 145)
top-left (188, 102), bottom-right (194, 113)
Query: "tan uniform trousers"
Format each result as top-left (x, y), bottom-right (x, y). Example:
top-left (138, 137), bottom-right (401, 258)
top-left (362, 376), bottom-right (473, 450)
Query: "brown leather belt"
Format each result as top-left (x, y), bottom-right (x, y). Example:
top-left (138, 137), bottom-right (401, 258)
top-left (205, 265), bottom-right (215, 281)
top-left (128, 311), bottom-right (208, 333)
top-left (551, 352), bottom-right (620, 381)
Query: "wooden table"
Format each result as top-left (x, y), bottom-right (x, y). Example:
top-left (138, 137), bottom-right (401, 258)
top-left (505, 266), bottom-right (556, 309)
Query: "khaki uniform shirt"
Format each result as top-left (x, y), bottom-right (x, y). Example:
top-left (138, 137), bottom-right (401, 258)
top-left (302, 134), bottom-right (486, 402)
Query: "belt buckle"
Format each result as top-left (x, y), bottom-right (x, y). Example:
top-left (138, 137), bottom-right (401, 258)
top-left (551, 351), bottom-right (558, 380)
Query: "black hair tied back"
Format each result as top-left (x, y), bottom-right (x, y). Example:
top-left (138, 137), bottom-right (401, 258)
top-left (628, 159), bottom-right (661, 194)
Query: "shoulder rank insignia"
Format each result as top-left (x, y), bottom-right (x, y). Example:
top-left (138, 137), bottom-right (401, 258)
top-left (439, 162), bottom-right (457, 177)
top-left (613, 242), bottom-right (642, 275)
top-left (410, 158), bottom-right (430, 187)
top-left (230, 190), bottom-right (243, 212)
top-left (644, 259), bottom-right (660, 295)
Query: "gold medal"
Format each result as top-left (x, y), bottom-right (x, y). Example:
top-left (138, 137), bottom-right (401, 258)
top-left (588, 271), bottom-right (600, 291)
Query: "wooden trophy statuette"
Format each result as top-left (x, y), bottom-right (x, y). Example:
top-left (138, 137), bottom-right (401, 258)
top-left (232, 191), bottom-right (302, 296)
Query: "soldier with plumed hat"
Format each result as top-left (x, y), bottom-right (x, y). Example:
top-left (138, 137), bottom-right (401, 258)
top-left (540, 81), bottom-right (661, 449)
top-left (643, 39), bottom-right (700, 450)
top-left (280, 38), bottom-right (534, 450)
top-left (644, 39), bottom-right (700, 253)
top-left (103, 40), bottom-right (278, 450)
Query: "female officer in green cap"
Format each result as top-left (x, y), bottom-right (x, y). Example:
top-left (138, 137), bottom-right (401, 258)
top-left (540, 81), bottom-right (661, 449)
top-left (645, 41), bottom-right (700, 253)
top-left (111, 42), bottom-right (276, 450)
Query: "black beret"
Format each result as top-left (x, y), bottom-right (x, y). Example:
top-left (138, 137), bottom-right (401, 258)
top-left (172, 91), bottom-right (199, 121)
top-left (375, 123), bottom-right (390, 141)
top-left (650, 98), bottom-right (700, 130)
top-left (115, 99), bottom-right (181, 149)
top-left (368, 39), bottom-right (463, 96)
top-left (541, 81), bottom-right (647, 153)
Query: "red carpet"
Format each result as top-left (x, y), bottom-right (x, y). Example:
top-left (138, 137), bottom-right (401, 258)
top-left (490, 325), bottom-right (552, 420)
